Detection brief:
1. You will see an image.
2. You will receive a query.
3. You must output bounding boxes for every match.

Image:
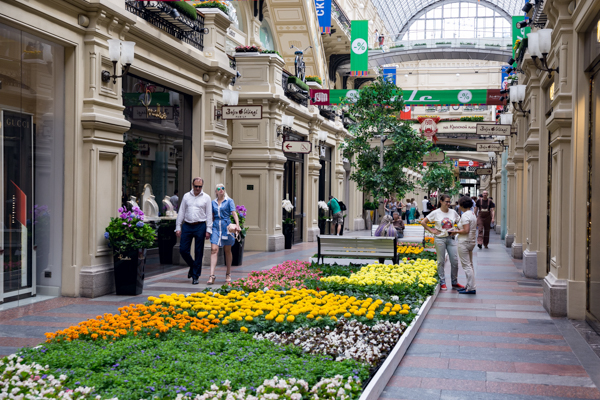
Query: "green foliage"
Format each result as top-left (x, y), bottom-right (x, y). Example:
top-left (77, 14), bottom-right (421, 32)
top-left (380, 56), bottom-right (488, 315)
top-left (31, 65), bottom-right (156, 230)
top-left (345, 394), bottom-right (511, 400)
top-left (172, 1), bottom-right (198, 20)
top-left (363, 201), bottom-right (379, 210)
top-left (421, 156), bottom-right (461, 197)
top-left (194, 1), bottom-right (229, 14)
top-left (308, 262), bottom-right (365, 277)
top-left (305, 75), bottom-right (323, 85)
top-left (340, 77), bottom-right (432, 201)
top-left (413, 43), bottom-right (426, 46)
top-left (18, 332), bottom-right (369, 400)
top-left (287, 76), bottom-right (310, 91)
top-left (261, 49), bottom-right (283, 58)
top-left (459, 116), bottom-right (484, 121)
top-left (105, 207), bottom-right (157, 254)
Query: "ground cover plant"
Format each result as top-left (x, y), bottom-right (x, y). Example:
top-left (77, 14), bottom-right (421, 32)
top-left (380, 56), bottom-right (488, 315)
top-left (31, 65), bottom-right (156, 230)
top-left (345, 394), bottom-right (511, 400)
top-left (12, 257), bottom-right (438, 400)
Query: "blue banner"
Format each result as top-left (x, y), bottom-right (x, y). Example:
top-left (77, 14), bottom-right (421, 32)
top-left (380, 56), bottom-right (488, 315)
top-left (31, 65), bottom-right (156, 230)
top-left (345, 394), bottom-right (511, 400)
top-left (383, 67), bottom-right (397, 85)
top-left (315, 0), bottom-right (332, 34)
top-left (501, 65), bottom-right (514, 90)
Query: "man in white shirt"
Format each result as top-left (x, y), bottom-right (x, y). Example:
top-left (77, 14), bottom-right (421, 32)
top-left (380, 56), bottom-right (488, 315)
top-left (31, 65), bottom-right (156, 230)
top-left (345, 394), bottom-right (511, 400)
top-left (421, 196), bottom-right (431, 217)
top-left (176, 177), bottom-right (213, 285)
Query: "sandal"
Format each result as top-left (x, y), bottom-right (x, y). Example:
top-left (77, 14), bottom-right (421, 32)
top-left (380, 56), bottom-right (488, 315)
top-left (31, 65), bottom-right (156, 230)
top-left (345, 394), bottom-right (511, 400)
top-left (207, 275), bottom-right (216, 285)
top-left (225, 273), bottom-right (232, 284)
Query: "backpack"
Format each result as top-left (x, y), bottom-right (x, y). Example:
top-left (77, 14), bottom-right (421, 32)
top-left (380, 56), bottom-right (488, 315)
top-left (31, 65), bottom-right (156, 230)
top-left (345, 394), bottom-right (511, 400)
top-left (335, 199), bottom-right (347, 211)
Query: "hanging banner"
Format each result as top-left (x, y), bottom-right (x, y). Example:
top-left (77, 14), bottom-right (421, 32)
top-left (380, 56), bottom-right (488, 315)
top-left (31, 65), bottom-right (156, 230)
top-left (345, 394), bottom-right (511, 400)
top-left (399, 105), bottom-right (412, 120)
top-left (383, 67), bottom-right (397, 85)
top-left (512, 16), bottom-right (530, 67)
top-left (315, 0), bottom-right (332, 34)
top-left (350, 20), bottom-right (369, 76)
top-left (325, 89), bottom-right (491, 105)
top-left (310, 89), bottom-right (330, 106)
top-left (501, 66), bottom-right (515, 91)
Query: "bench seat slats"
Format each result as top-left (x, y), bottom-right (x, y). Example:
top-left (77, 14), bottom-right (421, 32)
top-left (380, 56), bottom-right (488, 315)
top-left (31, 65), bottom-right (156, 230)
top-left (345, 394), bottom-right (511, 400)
top-left (317, 235), bottom-right (398, 264)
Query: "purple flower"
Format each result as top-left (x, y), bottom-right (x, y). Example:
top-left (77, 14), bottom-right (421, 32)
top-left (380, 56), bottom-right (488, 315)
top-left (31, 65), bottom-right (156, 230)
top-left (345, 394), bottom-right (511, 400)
top-left (136, 221), bottom-right (144, 228)
top-left (104, 232), bottom-right (109, 239)
top-left (122, 222), bottom-right (128, 226)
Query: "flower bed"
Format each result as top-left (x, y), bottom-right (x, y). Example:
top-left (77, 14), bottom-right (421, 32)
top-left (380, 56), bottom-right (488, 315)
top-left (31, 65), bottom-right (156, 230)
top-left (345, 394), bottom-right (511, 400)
top-left (12, 258), bottom-right (438, 399)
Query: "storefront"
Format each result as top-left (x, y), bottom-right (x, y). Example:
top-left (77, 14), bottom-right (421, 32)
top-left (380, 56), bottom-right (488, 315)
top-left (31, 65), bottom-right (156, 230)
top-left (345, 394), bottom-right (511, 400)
top-left (121, 74), bottom-right (193, 276)
top-left (283, 133), bottom-right (305, 244)
top-left (0, 22), bottom-right (65, 302)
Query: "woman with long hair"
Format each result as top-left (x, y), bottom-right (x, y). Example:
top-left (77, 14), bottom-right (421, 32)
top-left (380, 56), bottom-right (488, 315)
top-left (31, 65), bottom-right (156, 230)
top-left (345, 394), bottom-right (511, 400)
top-left (453, 196), bottom-right (478, 294)
top-left (420, 194), bottom-right (463, 291)
top-left (207, 183), bottom-right (240, 285)
top-left (374, 214), bottom-right (397, 237)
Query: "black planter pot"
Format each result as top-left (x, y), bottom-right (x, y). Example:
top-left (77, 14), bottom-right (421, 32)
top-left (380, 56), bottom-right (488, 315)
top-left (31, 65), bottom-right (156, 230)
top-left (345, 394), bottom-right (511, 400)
top-left (113, 249), bottom-right (146, 295)
top-left (283, 224), bottom-right (294, 249)
top-left (231, 238), bottom-right (245, 266)
top-left (157, 225), bottom-right (177, 264)
top-left (318, 220), bottom-right (326, 235)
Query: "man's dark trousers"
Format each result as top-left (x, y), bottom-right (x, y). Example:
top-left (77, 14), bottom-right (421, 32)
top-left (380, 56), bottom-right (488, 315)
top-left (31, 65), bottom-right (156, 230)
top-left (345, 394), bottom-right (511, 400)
top-left (179, 222), bottom-right (206, 279)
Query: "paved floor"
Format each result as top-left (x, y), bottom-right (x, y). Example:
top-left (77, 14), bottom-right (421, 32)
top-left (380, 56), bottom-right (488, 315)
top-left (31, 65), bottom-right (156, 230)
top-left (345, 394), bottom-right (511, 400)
top-left (381, 233), bottom-right (600, 400)
top-left (2, 231), bottom-right (600, 400)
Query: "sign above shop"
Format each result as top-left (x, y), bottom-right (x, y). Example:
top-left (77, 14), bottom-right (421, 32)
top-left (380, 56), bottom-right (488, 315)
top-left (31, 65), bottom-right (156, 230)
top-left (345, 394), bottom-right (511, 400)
top-left (222, 105), bottom-right (262, 120)
top-left (476, 123), bottom-right (511, 136)
top-left (476, 143), bottom-right (504, 152)
top-left (282, 140), bottom-right (312, 154)
top-left (422, 151), bottom-right (445, 162)
top-left (476, 168), bottom-right (493, 175)
top-left (131, 106), bottom-right (174, 120)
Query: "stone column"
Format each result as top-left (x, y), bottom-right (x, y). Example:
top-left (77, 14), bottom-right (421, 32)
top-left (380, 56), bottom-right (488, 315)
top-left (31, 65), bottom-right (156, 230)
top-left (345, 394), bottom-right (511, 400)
top-left (505, 136), bottom-right (516, 248)
top-left (511, 113), bottom-right (526, 260)
top-left (493, 168), bottom-right (502, 234)
top-left (306, 116), bottom-right (322, 242)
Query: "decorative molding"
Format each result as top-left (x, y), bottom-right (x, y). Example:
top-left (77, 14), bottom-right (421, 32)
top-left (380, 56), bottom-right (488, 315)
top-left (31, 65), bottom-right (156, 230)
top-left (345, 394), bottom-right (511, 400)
top-left (108, 16), bottom-right (119, 36)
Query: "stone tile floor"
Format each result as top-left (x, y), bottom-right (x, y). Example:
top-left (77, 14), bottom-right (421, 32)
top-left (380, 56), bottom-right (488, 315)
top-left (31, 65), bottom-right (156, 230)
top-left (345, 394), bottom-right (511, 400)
top-left (1, 231), bottom-right (600, 400)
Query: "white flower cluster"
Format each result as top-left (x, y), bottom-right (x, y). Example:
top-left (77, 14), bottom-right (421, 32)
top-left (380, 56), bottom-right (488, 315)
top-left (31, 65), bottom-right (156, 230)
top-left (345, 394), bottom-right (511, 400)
top-left (282, 199), bottom-right (294, 213)
top-left (0, 355), bottom-right (102, 400)
top-left (254, 319), bottom-right (407, 366)
top-left (317, 201), bottom-right (329, 211)
top-left (310, 375), bottom-right (362, 400)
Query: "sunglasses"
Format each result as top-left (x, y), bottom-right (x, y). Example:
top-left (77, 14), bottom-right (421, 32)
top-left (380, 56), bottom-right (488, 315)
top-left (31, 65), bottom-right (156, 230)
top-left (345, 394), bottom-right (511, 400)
top-left (217, 187), bottom-right (225, 191)
top-left (194, 185), bottom-right (203, 189)
top-left (444, 201), bottom-right (451, 203)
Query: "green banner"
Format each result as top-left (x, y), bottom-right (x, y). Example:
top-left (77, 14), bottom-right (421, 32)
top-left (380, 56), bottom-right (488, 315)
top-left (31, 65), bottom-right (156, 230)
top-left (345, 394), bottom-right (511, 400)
top-left (350, 20), bottom-right (369, 76)
top-left (512, 16), bottom-right (530, 66)
top-left (329, 89), bottom-right (490, 106)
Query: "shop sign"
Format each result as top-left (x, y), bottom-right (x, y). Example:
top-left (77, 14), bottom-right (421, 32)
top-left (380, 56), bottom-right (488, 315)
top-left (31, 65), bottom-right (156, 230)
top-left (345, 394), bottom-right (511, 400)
top-left (476, 143), bottom-right (504, 152)
top-left (222, 105), bottom-right (262, 120)
top-left (476, 123), bottom-right (511, 136)
top-left (310, 89), bottom-right (330, 106)
top-left (459, 161), bottom-right (480, 167)
top-left (131, 106), bottom-right (174, 120)
top-left (476, 168), bottom-right (493, 175)
top-left (315, 0), bottom-right (332, 34)
top-left (282, 140), bottom-right (312, 154)
top-left (422, 151), bottom-right (445, 162)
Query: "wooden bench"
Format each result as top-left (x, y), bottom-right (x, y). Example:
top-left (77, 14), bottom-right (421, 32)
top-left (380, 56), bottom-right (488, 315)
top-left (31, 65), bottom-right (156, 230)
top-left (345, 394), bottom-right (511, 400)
top-left (317, 235), bottom-right (398, 264)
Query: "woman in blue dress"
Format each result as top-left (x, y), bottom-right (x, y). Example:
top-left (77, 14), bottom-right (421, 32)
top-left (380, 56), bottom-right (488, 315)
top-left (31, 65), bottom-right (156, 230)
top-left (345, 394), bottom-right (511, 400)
top-left (207, 183), bottom-right (240, 285)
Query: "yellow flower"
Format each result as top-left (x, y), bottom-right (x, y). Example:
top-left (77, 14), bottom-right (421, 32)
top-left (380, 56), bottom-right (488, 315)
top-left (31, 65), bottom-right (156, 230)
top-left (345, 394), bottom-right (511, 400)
top-left (245, 316), bottom-right (253, 322)
top-left (240, 326), bottom-right (248, 333)
top-left (286, 315), bottom-right (295, 322)
top-left (275, 315), bottom-right (285, 323)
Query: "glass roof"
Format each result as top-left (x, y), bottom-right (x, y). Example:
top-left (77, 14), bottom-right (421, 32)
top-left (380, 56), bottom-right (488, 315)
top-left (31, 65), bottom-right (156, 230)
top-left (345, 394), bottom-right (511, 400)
top-left (371, 0), bottom-right (523, 41)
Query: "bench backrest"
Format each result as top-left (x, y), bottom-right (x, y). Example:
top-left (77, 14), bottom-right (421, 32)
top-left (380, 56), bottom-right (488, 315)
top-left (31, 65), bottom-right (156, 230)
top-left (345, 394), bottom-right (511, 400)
top-left (371, 225), bottom-right (379, 236)
top-left (318, 235), bottom-right (397, 257)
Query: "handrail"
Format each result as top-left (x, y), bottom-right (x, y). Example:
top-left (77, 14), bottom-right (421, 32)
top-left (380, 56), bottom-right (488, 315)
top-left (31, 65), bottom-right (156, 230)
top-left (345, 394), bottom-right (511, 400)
top-left (332, 0), bottom-right (351, 35)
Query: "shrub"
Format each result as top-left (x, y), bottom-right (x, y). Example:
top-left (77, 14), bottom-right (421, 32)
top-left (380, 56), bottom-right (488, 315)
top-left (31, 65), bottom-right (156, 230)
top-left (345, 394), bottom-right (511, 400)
top-left (193, 0), bottom-right (229, 15)
top-left (172, 1), bottom-right (198, 20)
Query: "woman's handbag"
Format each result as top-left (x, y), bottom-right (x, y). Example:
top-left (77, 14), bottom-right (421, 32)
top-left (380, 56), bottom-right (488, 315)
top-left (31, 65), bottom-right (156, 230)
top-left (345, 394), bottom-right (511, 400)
top-left (227, 224), bottom-right (240, 241)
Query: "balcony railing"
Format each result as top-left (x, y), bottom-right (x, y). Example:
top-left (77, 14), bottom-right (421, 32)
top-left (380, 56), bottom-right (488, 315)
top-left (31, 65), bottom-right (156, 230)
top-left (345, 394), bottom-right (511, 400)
top-left (125, 0), bottom-right (205, 51)
top-left (382, 37), bottom-right (511, 52)
top-left (332, 0), bottom-right (351, 36)
top-left (282, 70), bottom-right (308, 108)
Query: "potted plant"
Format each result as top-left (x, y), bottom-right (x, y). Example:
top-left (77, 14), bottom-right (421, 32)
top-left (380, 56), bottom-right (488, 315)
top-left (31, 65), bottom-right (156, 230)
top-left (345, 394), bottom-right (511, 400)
top-left (235, 45), bottom-right (262, 53)
top-left (157, 218), bottom-right (177, 264)
top-left (192, 0), bottom-right (229, 14)
top-left (317, 201), bottom-right (329, 234)
top-left (231, 204), bottom-right (248, 266)
top-left (105, 206), bottom-right (156, 295)
top-left (305, 75), bottom-right (323, 89)
top-left (282, 199), bottom-right (295, 249)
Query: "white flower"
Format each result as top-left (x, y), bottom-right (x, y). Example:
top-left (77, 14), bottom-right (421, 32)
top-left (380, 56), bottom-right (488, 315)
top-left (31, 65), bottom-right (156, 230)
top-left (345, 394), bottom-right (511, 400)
top-left (282, 199), bottom-right (294, 213)
top-left (317, 201), bottom-right (329, 211)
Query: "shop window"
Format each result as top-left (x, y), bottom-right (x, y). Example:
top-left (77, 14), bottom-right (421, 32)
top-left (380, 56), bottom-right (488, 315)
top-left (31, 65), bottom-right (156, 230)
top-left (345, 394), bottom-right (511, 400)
top-left (260, 19), bottom-right (275, 51)
top-left (122, 74), bottom-right (193, 276)
top-left (0, 23), bottom-right (65, 301)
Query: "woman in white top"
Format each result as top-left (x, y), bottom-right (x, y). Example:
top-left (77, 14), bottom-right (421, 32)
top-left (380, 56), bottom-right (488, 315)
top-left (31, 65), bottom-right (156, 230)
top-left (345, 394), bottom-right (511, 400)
top-left (421, 194), bottom-right (463, 291)
top-left (453, 196), bottom-right (478, 294)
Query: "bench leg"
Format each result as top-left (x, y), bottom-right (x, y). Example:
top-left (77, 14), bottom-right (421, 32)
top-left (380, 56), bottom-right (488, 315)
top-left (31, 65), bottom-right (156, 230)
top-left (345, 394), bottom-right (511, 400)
top-left (378, 258), bottom-right (385, 264)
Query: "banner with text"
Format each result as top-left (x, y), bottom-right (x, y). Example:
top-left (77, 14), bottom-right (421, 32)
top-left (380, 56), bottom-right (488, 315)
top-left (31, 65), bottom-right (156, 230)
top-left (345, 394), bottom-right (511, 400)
top-left (350, 20), bottom-right (369, 76)
top-left (315, 0), bottom-right (332, 34)
top-left (512, 16), bottom-right (530, 67)
top-left (322, 89), bottom-right (502, 106)
top-left (383, 67), bottom-right (397, 85)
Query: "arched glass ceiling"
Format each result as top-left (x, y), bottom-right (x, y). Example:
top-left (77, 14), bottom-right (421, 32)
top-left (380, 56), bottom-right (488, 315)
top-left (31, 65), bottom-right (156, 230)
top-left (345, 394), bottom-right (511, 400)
top-left (371, 0), bottom-right (522, 40)
top-left (403, 3), bottom-right (511, 40)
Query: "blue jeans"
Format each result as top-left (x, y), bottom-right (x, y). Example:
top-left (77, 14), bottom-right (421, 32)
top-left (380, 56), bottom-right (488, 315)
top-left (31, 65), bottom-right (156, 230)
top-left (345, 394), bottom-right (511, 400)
top-left (434, 236), bottom-right (459, 285)
top-left (179, 222), bottom-right (207, 279)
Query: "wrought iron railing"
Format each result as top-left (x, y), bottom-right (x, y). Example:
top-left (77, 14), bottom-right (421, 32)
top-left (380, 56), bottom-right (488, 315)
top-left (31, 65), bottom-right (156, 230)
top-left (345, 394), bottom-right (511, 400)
top-left (319, 106), bottom-right (336, 121)
top-left (332, 0), bottom-right (351, 36)
top-left (125, 0), bottom-right (205, 51)
top-left (282, 69), bottom-right (308, 107)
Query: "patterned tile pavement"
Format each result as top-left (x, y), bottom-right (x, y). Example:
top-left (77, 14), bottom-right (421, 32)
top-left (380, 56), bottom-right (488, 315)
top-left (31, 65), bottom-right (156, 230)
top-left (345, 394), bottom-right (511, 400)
top-left (2, 231), bottom-right (600, 400)
top-left (380, 232), bottom-right (600, 400)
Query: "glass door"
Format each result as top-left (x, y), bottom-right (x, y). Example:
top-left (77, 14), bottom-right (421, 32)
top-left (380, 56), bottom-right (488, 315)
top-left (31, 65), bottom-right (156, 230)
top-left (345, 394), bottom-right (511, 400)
top-left (283, 155), bottom-right (304, 244)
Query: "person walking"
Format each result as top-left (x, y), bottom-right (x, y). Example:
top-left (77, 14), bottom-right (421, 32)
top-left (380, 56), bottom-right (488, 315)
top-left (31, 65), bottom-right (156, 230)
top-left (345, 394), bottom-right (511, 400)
top-left (408, 198), bottom-right (417, 223)
top-left (475, 190), bottom-right (495, 249)
top-left (327, 195), bottom-right (343, 235)
top-left (170, 189), bottom-right (179, 210)
top-left (176, 177), bottom-right (212, 285)
top-left (404, 198), bottom-right (411, 222)
top-left (207, 183), bottom-right (240, 285)
top-left (421, 196), bottom-right (431, 218)
top-left (392, 211), bottom-right (405, 238)
top-left (421, 194), bottom-right (464, 291)
top-left (388, 198), bottom-right (398, 217)
top-left (454, 196), bottom-right (477, 294)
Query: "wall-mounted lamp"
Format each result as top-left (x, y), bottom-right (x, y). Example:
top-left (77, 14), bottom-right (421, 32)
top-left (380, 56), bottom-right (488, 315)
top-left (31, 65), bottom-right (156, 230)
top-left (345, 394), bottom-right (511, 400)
top-left (318, 130), bottom-right (328, 144)
top-left (500, 112), bottom-right (513, 125)
top-left (101, 39), bottom-right (135, 84)
top-left (276, 115), bottom-right (295, 137)
top-left (510, 85), bottom-right (530, 114)
top-left (527, 30), bottom-right (559, 77)
top-left (522, 1), bottom-right (533, 13)
top-left (488, 151), bottom-right (497, 168)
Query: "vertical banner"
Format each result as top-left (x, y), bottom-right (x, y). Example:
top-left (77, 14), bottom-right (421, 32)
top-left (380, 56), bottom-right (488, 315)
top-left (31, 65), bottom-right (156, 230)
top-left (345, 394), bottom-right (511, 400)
top-left (501, 65), bottom-right (511, 90)
top-left (315, 0), bottom-right (332, 34)
top-left (511, 16), bottom-right (530, 67)
top-left (399, 105), bottom-right (412, 120)
top-left (383, 67), bottom-right (397, 85)
top-left (350, 20), bottom-right (369, 76)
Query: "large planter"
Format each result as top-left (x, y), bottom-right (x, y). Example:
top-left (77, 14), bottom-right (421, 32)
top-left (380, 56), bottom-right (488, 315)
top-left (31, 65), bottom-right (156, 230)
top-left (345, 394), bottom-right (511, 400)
top-left (113, 249), bottom-right (146, 296)
top-left (157, 223), bottom-right (177, 264)
top-left (318, 220), bottom-right (326, 235)
top-left (231, 238), bottom-right (245, 266)
top-left (283, 224), bottom-right (295, 249)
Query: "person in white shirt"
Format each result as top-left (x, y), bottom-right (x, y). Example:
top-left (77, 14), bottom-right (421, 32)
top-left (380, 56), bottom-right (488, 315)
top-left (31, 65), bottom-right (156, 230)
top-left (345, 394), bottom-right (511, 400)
top-left (454, 196), bottom-right (478, 294)
top-left (421, 194), bottom-right (464, 291)
top-left (421, 196), bottom-right (431, 217)
top-left (175, 177), bottom-right (213, 285)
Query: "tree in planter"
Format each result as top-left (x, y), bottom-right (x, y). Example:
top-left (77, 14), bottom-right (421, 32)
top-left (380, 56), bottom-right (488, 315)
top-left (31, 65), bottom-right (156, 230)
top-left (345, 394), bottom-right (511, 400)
top-left (421, 156), bottom-right (461, 197)
top-left (340, 77), bottom-right (432, 205)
